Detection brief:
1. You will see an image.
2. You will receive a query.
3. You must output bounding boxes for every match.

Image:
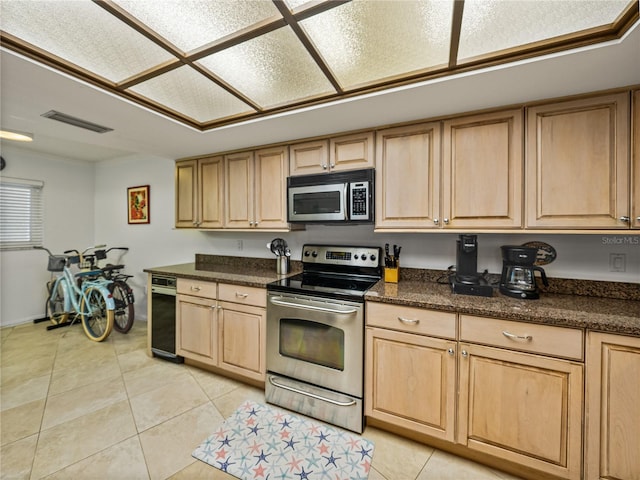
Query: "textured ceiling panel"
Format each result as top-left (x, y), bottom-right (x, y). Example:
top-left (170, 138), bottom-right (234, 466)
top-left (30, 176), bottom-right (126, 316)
top-left (112, 0), bottom-right (282, 53)
top-left (458, 0), bottom-right (631, 61)
top-left (0, 0), bottom-right (173, 83)
top-left (300, 0), bottom-right (454, 89)
top-left (128, 65), bottom-right (255, 123)
top-left (197, 26), bottom-right (336, 108)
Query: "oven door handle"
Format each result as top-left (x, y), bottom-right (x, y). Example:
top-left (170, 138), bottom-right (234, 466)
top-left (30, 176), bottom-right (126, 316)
top-left (269, 297), bottom-right (358, 315)
top-left (268, 376), bottom-right (357, 407)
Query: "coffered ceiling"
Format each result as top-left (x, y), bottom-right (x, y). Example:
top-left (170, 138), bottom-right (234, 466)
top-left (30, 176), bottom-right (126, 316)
top-left (2, 0), bottom-right (637, 131)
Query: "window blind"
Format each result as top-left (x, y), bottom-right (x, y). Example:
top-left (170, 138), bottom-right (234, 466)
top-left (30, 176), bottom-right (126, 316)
top-left (0, 177), bottom-right (44, 250)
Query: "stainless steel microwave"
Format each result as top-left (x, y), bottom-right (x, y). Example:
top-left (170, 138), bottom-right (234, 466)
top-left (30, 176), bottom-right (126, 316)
top-left (287, 168), bottom-right (374, 224)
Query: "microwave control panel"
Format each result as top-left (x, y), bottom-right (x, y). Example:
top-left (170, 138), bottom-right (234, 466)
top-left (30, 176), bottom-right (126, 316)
top-left (349, 182), bottom-right (369, 220)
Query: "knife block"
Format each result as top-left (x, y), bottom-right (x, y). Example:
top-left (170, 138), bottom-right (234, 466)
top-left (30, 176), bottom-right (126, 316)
top-left (384, 266), bottom-right (399, 283)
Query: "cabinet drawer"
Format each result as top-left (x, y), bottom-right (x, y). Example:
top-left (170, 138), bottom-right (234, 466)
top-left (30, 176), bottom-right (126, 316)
top-left (218, 283), bottom-right (266, 307)
top-left (177, 278), bottom-right (217, 298)
top-left (366, 302), bottom-right (456, 339)
top-left (460, 315), bottom-right (583, 360)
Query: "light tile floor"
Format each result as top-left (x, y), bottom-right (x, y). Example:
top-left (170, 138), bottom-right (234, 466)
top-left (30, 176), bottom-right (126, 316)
top-left (1, 320), bottom-right (523, 480)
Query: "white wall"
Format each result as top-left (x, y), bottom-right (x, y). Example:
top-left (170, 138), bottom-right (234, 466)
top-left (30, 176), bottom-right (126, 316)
top-left (0, 145), bottom-right (96, 327)
top-left (2, 147), bottom-right (638, 327)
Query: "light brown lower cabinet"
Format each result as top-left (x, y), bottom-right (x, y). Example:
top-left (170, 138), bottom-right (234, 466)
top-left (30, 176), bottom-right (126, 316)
top-left (585, 332), bottom-right (640, 480)
top-left (365, 327), bottom-right (457, 441)
top-left (176, 292), bottom-right (217, 365)
top-left (218, 300), bottom-right (266, 382)
top-left (365, 304), bottom-right (585, 480)
top-left (176, 279), bottom-right (266, 382)
top-left (457, 342), bottom-right (583, 480)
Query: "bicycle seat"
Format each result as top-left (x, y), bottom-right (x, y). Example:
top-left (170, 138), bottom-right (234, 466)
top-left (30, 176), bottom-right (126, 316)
top-left (102, 264), bottom-right (124, 273)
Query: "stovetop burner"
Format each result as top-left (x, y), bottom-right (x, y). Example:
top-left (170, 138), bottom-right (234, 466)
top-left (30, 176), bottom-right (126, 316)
top-left (267, 244), bottom-right (382, 301)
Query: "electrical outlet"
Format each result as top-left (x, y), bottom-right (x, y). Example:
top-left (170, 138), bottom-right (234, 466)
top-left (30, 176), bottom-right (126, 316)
top-left (236, 239), bottom-right (243, 251)
top-left (609, 253), bottom-right (626, 272)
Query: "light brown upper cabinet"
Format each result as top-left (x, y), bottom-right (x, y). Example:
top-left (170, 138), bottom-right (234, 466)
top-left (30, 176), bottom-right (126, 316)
top-left (632, 90), bottom-right (639, 229)
top-left (289, 132), bottom-right (374, 176)
top-left (225, 147), bottom-right (289, 230)
top-left (289, 139), bottom-right (329, 176)
top-left (442, 109), bottom-right (523, 229)
top-left (526, 93), bottom-right (630, 229)
top-left (175, 156), bottom-right (224, 229)
top-left (375, 122), bottom-right (441, 229)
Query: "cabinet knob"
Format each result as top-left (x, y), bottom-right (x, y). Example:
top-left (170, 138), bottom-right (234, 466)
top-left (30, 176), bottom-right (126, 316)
top-left (330, 164), bottom-right (335, 169)
top-left (190, 286), bottom-right (201, 291)
top-left (434, 218), bottom-right (439, 225)
top-left (236, 292), bottom-right (249, 298)
top-left (249, 221), bottom-right (254, 226)
top-left (322, 164), bottom-right (328, 170)
top-left (447, 348), bottom-right (455, 356)
top-left (619, 216), bottom-right (630, 223)
top-left (636, 216), bottom-right (640, 222)
top-left (254, 221), bottom-right (258, 226)
top-left (461, 350), bottom-right (468, 357)
top-left (443, 218), bottom-right (450, 225)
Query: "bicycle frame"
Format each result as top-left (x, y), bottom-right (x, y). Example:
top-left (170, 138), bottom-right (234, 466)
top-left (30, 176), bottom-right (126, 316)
top-left (52, 265), bottom-right (115, 316)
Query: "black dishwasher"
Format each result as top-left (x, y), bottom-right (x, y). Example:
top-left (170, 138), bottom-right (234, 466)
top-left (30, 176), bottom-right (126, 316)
top-left (150, 274), bottom-right (183, 363)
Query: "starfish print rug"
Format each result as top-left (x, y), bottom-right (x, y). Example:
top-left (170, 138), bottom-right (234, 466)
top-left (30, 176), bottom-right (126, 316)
top-left (192, 400), bottom-right (375, 479)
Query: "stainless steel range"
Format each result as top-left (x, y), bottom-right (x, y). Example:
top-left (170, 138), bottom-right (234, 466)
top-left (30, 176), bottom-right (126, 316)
top-left (266, 244), bottom-right (382, 433)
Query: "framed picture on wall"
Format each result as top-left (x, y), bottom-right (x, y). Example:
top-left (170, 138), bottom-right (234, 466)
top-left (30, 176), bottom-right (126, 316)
top-left (127, 185), bottom-right (150, 224)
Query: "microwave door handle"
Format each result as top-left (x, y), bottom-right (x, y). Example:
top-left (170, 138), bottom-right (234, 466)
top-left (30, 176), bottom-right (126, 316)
top-left (343, 184), bottom-right (349, 220)
top-left (269, 297), bottom-right (357, 315)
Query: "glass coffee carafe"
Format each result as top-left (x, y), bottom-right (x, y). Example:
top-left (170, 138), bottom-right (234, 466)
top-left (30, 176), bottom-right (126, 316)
top-left (499, 246), bottom-right (548, 299)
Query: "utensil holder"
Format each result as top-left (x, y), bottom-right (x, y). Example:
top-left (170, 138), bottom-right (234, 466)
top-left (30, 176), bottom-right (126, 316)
top-left (276, 256), bottom-right (290, 275)
top-left (384, 266), bottom-right (399, 283)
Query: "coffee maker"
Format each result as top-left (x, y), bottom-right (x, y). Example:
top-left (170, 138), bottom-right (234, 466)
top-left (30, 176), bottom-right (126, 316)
top-left (450, 235), bottom-right (493, 297)
top-left (499, 246), bottom-right (549, 299)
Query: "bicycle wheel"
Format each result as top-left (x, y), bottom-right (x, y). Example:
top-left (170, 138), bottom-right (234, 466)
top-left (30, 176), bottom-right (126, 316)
top-left (109, 280), bottom-right (135, 333)
top-left (47, 280), bottom-right (69, 325)
top-left (80, 286), bottom-right (114, 342)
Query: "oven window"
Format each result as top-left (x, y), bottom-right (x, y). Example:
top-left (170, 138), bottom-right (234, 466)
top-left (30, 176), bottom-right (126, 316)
top-left (293, 191), bottom-right (341, 214)
top-left (279, 318), bottom-right (344, 371)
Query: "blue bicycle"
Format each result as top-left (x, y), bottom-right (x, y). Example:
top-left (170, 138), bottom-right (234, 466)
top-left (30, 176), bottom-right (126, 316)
top-left (35, 246), bottom-right (115, 342)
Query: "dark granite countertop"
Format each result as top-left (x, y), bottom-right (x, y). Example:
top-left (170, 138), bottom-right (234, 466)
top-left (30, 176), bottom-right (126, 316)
top-left (144, 256), bottom-right (640, 337)
top-left (366, 280), bottom-right (640, 336)
top-left (143, 255), bottom-right (302, 289)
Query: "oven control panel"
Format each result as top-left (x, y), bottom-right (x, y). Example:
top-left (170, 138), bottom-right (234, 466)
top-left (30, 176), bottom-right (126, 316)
top-left (302, 245), bottom-right (380, 268)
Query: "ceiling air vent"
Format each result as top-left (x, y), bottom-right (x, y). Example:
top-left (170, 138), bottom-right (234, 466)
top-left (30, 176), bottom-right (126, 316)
top-left (41, 110), bottom-right (113, 134)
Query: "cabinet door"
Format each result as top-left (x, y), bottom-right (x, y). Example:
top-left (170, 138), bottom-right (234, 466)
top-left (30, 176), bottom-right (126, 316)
top-left (289, 140), bottom-right (329, 176)
top-left (176, 294), bottom-right (217, 365)
top-left (585, 332), bottom-right (640, 480)
top-left (375, 122), bottom-right (441, 229)
top-left (218, 301), bottom-right (265, 382)
top-left (526, 93), bottom-right (630, 229)
top-left (225, 151), bottom-right (254, 228)
top-left (633, 90), bottom-right (640, 229)
top-left (254, 147), bottom-right (288, 229)
top-left (330, 132), bottom-right (375, 172)
top-left (199, 156), bottom-right (224, 228)
top-left (175, 159), bottom-right (198, 228)
top-left (443, 109), bottom-right (523, 229)
top-left (458, 343), bottom-right (583, 480)
top-left (365, 327), bottom-right (456, 441)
